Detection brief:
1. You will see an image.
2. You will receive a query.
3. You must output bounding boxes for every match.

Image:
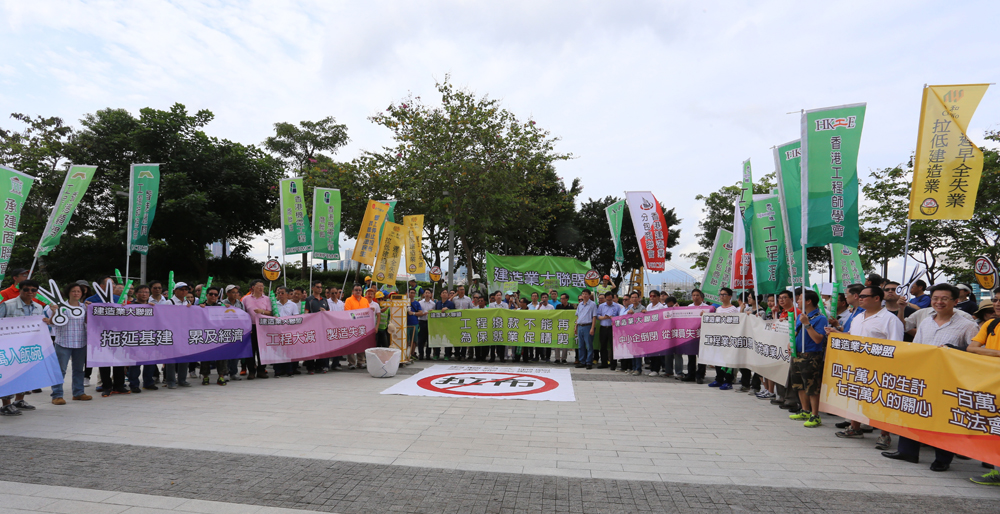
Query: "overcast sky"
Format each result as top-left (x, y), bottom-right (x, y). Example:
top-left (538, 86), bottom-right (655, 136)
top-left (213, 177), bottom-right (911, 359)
top-left (3, 0), bottom-right (999, 285)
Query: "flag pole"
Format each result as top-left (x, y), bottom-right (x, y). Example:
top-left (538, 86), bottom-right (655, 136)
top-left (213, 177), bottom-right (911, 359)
top-left (900, 218), bottom-right (912, 293)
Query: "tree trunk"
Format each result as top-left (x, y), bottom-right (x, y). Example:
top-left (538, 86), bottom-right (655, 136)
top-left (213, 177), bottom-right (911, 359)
top-left (222, 238), bottom-right (228, 258)
top-left (301, 253), bottom-right (308, 279)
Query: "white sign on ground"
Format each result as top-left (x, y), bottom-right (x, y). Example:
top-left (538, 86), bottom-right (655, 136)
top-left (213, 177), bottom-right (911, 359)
top-left (380, 365), bottom-right (575, 402)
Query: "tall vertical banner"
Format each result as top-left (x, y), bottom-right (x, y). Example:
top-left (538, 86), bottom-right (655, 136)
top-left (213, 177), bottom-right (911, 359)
top-left (0, 165), bottom-right (35, 281)
top-left (801, 103), bottom-right (866, 249)
top-left (279, 177), bottom-right (312, 255)
top-left (831, 244), bottom-right (864, 285)
top-left (35, 165), bottom-right (96, 257)
top-left (311, 188), bottom-right (341, 260)
top-left (354, 200), bottom-right (391, 266)
top-left (605, 200), bottom-right (626, 264)
top-left (700, 229), bottom-right (733, 304)
top-left (907, 84), bottom-right (990, 220)
top-left (624, 192), bottom-right (668, 271)
top-left (126, 164), bottom-right (160, 255)
top-left (774, 140), bottom-right (805, 287)
top-left (376, 199), bottom-right (398, 243)
top-left (731, 161), bottom-right (755, 290)
top-left (373, 221), bottom-right (404, 283)
top-left (750, 194), bottom-right (789, 295)
top-left (403, 215), bottom-right (426, 274)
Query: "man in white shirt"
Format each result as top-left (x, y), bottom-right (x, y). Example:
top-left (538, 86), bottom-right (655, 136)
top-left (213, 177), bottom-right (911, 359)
top-left (162, 282), bottom-right (193, 389)
top-left (643, 290), bottom-right (669, 376)
top-left (528, 292), bottom-right (542, 310)
top-left (714, 287), bottom-right (740, 314)
top-left (417, 289), bottom-right (437, 360)
top-left (488, 291), bottom-right (505, 309)
top-left (680, 288), bottom-right (716, 384)
top-left (830, 285), bottom-right (902, 447)
top-left (272, 286), bottom-right (301, 377)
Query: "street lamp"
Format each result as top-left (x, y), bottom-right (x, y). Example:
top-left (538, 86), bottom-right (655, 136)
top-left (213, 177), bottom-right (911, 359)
top-left (264, 238), bottom-right (274, 259)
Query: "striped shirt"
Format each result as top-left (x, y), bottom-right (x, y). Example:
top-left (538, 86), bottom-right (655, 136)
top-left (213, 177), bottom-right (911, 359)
top-left (912, 312), bottom-right (979, 349)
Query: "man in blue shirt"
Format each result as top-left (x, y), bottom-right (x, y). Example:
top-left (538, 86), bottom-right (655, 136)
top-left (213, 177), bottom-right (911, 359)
top-left (85, 276), bottom-right (120, 304)
top-left (435, 290), bottom-right (457, 360)
top-left (406, 288), bottom-right (421, 361)
top-left (0, 279), bottom-right (42, 416)
top-left (788, 288), bottom-right (828, 429)
top-left (907, 279), bottom-right (931, 309)
top-left (574, 289), bottom-right (598, 369)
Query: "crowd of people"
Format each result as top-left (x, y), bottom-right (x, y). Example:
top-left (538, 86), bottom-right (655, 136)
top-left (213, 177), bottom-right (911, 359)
top-left (1, 267), bottom-right (997, 486)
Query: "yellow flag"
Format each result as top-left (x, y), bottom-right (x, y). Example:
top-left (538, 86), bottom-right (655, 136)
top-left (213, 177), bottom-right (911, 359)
top-left (353, 200), bottom-right (391, 266)
top-left (403, 215), bottom-right (425, 274)
top-left (373, 221), bottom-right (405, 283)
top-left (908, 84), bottom-right (990, 220)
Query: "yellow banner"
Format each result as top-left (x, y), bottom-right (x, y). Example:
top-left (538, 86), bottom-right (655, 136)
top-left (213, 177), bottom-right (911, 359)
top-left (820, 332), bottom-right (1000, 466)
top-left (373, 221), bottom-right (404, 283)
top-left (353, 200), bottom-right (391, 266)
top-left (908, 84), bottom-right (990, 220)
top-left (403, 215), bottom-right (425, 275)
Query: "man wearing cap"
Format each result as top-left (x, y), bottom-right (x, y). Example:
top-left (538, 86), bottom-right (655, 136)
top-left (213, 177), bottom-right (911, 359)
top-left (197, 286), bottom-right (229, 386)
top-left (161, 282), bottom-right (193, 388)
top-left (220, 284), bottom-right (244, 381)
top-left (955, 284), bottom-right (978, 315)
top-left (0, 279), bottom-right (42, 415)
top-left (469, 274), bottom-right (488, 299)
top-left (1, 268), bottom-right (44, 304)
top-left (596, 275), bottom-right (615, 298)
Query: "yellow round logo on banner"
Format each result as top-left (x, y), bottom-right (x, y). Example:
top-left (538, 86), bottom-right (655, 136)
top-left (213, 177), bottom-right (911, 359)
top-left (584, 269), bottom-right (601, 287)
top-left (262, 259), bottom-right (281, 282)
top-left (429, 266), bottom-right (442, 282)
top-left (376, 272), bottom-right (386, 281)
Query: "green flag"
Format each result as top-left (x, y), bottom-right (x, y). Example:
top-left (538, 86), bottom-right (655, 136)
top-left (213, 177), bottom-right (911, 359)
top-left (35, 165), bottom-right (97, 257)
top-left (700, 228), bottom-right (733, 304)
top-left (774, 140), bottom-right (805, 287)
top-left (127, 164), bottom-right (160, 255)
top-left (279, 177), bottom-right (312, 255)
top-left (605, 200), bottom-right (626, 263)
top-left (0, 165), bottom-right (35, 282)
top-left (801, 103), bottom-right (866, 248)
top-left (312, 188), bottom-right (341, 260)
top-left (376, 199), bottom-right (398, 245)
top-left (486, 252), bottom-right (592, 298)
top-left (831, 244), bottom-right (864, 285)
top-left (750, 194), bottom-right (789, 295)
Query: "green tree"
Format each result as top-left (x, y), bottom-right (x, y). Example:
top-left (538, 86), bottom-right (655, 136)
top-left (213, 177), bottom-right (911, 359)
top-left (363, 77), bottom-right (574, 283)
top-left (263, 117), bottom-right (351, 278)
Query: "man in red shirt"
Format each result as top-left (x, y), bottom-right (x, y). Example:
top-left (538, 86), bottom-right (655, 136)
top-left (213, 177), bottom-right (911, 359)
top-left (1, 268), bottom-right (44, 305)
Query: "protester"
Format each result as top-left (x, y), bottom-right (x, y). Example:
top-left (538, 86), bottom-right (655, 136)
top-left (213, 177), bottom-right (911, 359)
top-left (574, 289), bottom-right (597, 370)
top-left (974, 298), bottom-right (995, 325)
top-left (434, 290), bottom-right (456, 360)
top-left (596, 275), bottom-right (615, 297)
top-left (304, 280), bottom-right (330, 373)
top-left (955, 284), bottom-right (978, 315)
top-left (553, 293), bottom-right (573, 364)
top-left (967, 293), bottom-right (1000, 486)
top-left (415, 289), bottom-right (435, 361)
top-left (221, 284), bottom-right (245, 380)
top-left (342, 285), bottom-right (371, 369)
top-left (597, 291), bottom-right (622, 371)
top-left (907, 279), bottom-right (931, 309)
top-left (468, 274), bottom-right (488, 298)
top-left (679, 289), bottom-right (713, 384)
top-left (43, 282), bottom-right (92, 404)
top-left (406, 288), bottom-right (420, 360)
top-left (242, 279), bottom-right (272, 379)
top-left (787, 289), bottom-right (828, 428)
top-left (1, 268), bottom-right (43, 304)
top-left (643, 291), bottom-right (668, 376)
top-left (125, 284), bottom-right (156, 392)
top-left (159, 282), bottom-right (194, 389)
top-left (0, 279), bottom-right (41, 415)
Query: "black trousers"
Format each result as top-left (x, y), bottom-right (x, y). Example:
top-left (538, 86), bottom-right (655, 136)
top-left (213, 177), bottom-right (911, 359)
top-left (418, 320), bottom-right (430, 359)
top-left (99, 366), bottom-right (126, 392)
top-left (598, 326), bottom-right (613, 367)
top-left (245, 328), bottom-right (265, 375)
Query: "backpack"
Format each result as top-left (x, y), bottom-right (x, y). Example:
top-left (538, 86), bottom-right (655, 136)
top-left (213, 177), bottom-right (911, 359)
top-left (988, 318), bottom-right (1000, 337)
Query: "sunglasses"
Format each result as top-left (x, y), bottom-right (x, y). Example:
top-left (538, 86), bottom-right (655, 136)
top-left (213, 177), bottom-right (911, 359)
top-left (207, 292), bottom-right (219, 296)
top-left (21, 288), bottom-right (38, 293)
top-left (882, 287), bottom-right (894, 292)
top-left (858, 294), bottom-right (875, 299)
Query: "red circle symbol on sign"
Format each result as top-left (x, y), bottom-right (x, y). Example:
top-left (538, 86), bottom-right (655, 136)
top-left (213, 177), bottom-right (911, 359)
top-left (416, 372), bottom-right (559, 397)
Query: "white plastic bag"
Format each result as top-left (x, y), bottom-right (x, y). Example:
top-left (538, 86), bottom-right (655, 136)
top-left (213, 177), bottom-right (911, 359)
top-left (365, 347), bottom-right (401, 378)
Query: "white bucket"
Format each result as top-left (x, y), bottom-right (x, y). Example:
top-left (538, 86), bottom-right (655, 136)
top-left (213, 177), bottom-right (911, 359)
top-left (365, 347), bottom-right (401, 378)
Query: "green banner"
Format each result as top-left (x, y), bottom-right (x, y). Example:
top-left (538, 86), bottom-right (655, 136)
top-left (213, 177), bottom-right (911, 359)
top-left (376, 199), bottom-right (398, 244)
top-left (485, 252), bottom-right (593, 298)
top-left (280, 177), bottom-right (312, 255)
top-left (35, 165), bottom-right (96, 257)
top-left (428, 308), bottom-right (578, 348)
top-left (127, 164), bottom-right (160, 255)
top-left (700, 228), bottom-right (733, 304)
top-left (750, 194), bottom-right (789, 295)
top-left (831, 244), bottom-right (864, 285)
top-left (774, 140), bottom-right (804, 287)
top-left (0, 166), bottom-right (35, 282)
top-left (312, 187), bottom-right (341, 260)
top-left (739, 159), bottom-right (755, 247)
top-left (605, 199), bottom-right (626, 263)
top-left (801, 103), bottom-right (866, 248)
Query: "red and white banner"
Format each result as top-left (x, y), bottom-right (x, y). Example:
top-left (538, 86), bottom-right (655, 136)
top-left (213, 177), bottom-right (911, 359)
top-left (730, 203), bottom-right (754, 289)
top-left (381, 365), bottom-right (576, 402)
top-left (625, 191), bottom-right (668, 271)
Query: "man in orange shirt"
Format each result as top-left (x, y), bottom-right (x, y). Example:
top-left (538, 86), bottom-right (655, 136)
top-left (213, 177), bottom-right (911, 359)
top-left (343, 284), bottom-right (370, 369)
top-left (1, 268), bottom-right (44, 304)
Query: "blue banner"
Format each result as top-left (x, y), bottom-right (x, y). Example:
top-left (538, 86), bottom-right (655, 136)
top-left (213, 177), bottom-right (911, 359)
top-left (0, 316), bottom-right (63, 397)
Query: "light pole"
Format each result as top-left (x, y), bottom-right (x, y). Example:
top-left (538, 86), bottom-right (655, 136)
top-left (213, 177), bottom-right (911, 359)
top-left (264, 238), bottom-right (274, 259)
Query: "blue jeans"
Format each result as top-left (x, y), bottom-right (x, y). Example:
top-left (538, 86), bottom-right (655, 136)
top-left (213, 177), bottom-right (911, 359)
top-left (163, 363), bottom-right (189, 386)
top-left (576, 325), bottom-right (594, 364)
top-left (632, 357), bottom-right (642, 372)
top-left (673, 354), bottom-right (684, 375)
top-left (52, 344), bottom-right (87, 399)
top-left (128, 365), bottom-right (157, 388)
top-left (227, 359), bottom-right (240, 376)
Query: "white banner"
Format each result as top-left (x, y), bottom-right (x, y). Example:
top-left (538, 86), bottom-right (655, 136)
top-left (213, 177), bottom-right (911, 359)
top-left (624, 191), bottom-right (667, 271)
top-left (698, 313), bottom-right (791, 384)
top-left (381, 365), bottom-right (576, 402)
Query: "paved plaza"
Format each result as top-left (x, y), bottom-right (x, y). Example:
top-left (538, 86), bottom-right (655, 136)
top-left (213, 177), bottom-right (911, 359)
top-left (0, 363), bottom-right (997, 513)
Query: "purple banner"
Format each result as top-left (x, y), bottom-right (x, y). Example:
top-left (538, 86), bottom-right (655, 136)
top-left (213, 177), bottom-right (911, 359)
top-left (86, 303), bottom-right (252, 366)
top-left (256, 309), bottom-right (377, 365)
top-left (612, 305), bottom-right (715, 358)
top-left (0, 316), bottom-right (63, 397)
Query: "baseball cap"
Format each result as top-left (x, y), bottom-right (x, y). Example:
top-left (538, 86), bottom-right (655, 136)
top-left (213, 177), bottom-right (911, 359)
top-left (956, 284), bottom-right (972, 292)
top-left (365, 275), bottom-right (372, 281)
top-left (473, 273), bottom-right (481, 280)
top-left (9, 268), bottom-right (28, 277)
top-left (225, 284), bottom-right (239, 294)
top-left (603, 275), bottom-right (610, 280)
top-left (174, 282), bottom-right (189, 290)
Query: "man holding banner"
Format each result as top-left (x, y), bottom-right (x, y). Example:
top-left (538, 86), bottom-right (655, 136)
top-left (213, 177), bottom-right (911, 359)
top-left (0, 279), bottom-right (43, 415)
top-left (788, 289), bottom-right (828, 428)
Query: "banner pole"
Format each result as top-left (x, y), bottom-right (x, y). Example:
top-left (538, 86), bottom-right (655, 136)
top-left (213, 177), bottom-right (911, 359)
top-left (282, 253), bottom-right (287, 288)
top-left (27, 257), bottom-right (38, 279)
top-left (309, 253), bottom-right (313, 285)
top-left (900, 218), bottom-right (912, 290)
top-left (342, 262), bottom-right (350, 292)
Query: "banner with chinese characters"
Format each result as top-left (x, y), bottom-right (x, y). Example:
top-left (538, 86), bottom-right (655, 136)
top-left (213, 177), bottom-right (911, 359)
top-left (612, 305), bottom-right (715, 359)
top-left (485, 253), bottom-right (593, 298)
top-left (749, 194), bottom-right (789, 295)
top-left (380, 365), bottom-right (576, 402)
top-left (0, 316), bottom-right (63, 398)
top-left (698, 312), bottom-right (791, 384)
top-left (831, 244), bottom-right (864, 285)
top-left (624, 191), bottom-right (668, 271)
top-left (700, 229), bottom-right (733, 304)
top-left (255, 308), bottom-right (377, 364)
top-left (35, 165), bottom-right (96, 257)
top-left (605, 200), bottom-right (626, 263)
top-left (774, 140), bottom-right (805, 287)
top-left (376, 198), bottom-right (397, 242)
top-left (403, 215), bottom-right (425, 274)
top-left (86, 304), bottom-right (252, 366)
top-left (908, 84), bottom-right (990, 220)
top-left (311, 187), bottom-right (340, 260)
top-left (373, 221), bottom-right (404, 284)
top-left (353, 200), bottom-right (391, 266)
top-left (820, 332), bottom-right (1000, 467)
top-left (279, 177), bottom-right (312, 255)
top-left (0, 165), bottom-right (35, 281)
top-left (801, 103), bottom-right (866, 248)
top-left (127, 164), bottom-right (159, 255)
top-left (427, 308), bottom-right (578, 349)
